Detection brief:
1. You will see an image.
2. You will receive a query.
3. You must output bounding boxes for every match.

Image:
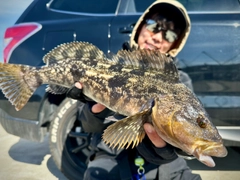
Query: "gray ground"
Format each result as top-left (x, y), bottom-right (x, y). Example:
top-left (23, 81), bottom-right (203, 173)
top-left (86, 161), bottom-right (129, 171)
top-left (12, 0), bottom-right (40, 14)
top-left (0, 124), bottom-right (239, 180)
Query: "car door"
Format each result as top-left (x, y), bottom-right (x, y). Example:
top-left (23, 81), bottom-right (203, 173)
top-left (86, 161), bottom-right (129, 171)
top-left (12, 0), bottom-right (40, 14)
top-left (44, 0), bottom-right (120, 54)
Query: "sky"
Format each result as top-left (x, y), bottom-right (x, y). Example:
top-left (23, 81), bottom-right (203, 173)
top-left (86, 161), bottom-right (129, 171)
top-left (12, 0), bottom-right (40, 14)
top-left (0, 0), bottom-right (33, 62)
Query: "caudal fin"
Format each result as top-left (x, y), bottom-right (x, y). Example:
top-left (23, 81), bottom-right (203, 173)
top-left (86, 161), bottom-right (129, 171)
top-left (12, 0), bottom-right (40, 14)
top-left (0, 63), bottom-right (38, 111)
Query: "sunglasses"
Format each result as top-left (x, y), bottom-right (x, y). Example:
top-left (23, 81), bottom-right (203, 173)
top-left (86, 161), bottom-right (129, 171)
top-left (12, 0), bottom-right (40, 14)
top-left (145, 19), bottom-right (178, 43)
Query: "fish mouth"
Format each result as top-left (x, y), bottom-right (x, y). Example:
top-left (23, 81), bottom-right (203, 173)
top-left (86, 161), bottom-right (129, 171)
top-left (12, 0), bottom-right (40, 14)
top-left (197, 154), bottom-right (215, 167)
top-left (203, 144), bottom-right (228, 157)
top-left (193, 144), bottom-right (228, 167)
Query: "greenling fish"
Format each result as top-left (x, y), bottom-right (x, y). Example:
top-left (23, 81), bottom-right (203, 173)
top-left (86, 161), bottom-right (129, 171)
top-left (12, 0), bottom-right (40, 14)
top-left (0, 41), bottom-right (227, 167)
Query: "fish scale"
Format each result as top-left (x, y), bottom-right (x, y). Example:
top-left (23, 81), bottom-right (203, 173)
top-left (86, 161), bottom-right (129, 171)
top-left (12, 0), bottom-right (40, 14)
top-left (0, 41), bottom-right (227, 167)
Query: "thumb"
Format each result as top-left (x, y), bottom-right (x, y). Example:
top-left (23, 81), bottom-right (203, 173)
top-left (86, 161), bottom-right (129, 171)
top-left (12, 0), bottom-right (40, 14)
top-left (91, 103), bottom-right (106, 113)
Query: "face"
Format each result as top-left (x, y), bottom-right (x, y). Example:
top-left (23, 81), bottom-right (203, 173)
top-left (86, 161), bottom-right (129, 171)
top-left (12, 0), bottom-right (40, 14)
top-left (137, 24), bottom-right (175, 53)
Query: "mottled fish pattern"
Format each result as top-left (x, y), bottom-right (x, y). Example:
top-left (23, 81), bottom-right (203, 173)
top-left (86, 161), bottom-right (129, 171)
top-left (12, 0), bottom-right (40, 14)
top-left (0, 41), bottom-right (227, 167)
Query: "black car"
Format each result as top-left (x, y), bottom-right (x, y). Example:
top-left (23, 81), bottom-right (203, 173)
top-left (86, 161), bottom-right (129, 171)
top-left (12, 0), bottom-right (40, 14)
top-left (1, 0), bottom-right (240, 179)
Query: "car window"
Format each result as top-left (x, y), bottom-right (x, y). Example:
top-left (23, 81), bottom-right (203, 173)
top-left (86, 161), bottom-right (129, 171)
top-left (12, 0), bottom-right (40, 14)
top-left (133, 0), bottom-right (240, 12)
top-left (179, 0), bottom-right (240, 11)
top-left (49, 0), bottom-right (119, 14)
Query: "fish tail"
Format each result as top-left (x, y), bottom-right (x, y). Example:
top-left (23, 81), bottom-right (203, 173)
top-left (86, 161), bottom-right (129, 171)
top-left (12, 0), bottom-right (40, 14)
top-left (0, 63), bottom-right (40, 111)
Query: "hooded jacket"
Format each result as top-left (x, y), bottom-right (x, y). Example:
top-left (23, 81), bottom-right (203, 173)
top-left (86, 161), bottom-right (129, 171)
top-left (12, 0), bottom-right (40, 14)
top-left (127, 0), bottom-right (193, 90)
top-left (130, 0), bottom-right (191, 58)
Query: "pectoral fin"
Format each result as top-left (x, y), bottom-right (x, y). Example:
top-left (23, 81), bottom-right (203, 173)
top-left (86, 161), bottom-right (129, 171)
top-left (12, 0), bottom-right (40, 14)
top-left (102, 100), bottom-right (154, 149)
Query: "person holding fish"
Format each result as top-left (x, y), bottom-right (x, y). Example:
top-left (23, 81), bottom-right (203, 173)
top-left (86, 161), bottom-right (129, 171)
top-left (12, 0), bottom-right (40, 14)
top-left (0, 0), bottom-right (228, 179)
top-left (67, 0), bottom-right (202, 179)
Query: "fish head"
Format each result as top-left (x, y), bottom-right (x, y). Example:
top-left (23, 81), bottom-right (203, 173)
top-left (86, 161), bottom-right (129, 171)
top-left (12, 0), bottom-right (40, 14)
top-left (152, 96), bottom-right (228, 167)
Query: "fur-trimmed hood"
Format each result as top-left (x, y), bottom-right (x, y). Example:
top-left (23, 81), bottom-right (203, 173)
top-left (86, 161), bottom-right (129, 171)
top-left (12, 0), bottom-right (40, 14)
top-left (130, 0), bottom-right (191, 57)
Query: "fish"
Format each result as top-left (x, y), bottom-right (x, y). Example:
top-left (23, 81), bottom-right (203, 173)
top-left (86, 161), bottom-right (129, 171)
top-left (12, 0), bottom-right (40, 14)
top-left (0, 41), bottom-right (227, 167)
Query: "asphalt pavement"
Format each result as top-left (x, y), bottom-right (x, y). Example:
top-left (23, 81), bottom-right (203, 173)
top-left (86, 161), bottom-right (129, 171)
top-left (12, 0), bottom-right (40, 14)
top-left (0, 124), bottom-right (240, 180)
top-left (0, 124), bottom-right (67, 180)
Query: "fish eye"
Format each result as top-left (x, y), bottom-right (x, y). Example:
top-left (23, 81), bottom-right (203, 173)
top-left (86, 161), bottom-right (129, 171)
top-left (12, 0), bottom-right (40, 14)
top-left (197, 116), bottom-right (207, 128)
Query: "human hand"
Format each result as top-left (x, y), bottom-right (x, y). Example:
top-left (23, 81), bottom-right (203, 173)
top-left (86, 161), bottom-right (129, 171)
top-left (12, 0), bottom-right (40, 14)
top-left (75, 82), bottom-right (106, 113)
top-left (143, 123), bottom-right (166, 148)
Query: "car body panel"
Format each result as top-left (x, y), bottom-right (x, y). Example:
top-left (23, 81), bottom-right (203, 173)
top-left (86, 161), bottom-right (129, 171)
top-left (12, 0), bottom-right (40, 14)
top-left (0, 0), bottom-right (240, 144)
top-left (178, 13), bottom-right (240, 128)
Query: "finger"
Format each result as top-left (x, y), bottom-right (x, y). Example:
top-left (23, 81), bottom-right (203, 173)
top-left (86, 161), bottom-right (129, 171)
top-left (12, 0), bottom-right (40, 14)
top-left (75, 82), bottom-right (83, 89)
top-left (92, 103), bottom-right (106, 113)
top-left (144, 123), bottom-right (166, 148)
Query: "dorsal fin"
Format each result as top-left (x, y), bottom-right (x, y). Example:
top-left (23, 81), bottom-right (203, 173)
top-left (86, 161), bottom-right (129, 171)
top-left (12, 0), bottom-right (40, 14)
top-left (111, 49), bottom-right (179, 82)
top-left (43, 41), bottom-right (105, 65)
top-left (43, 41), bottom-right (179, 82)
